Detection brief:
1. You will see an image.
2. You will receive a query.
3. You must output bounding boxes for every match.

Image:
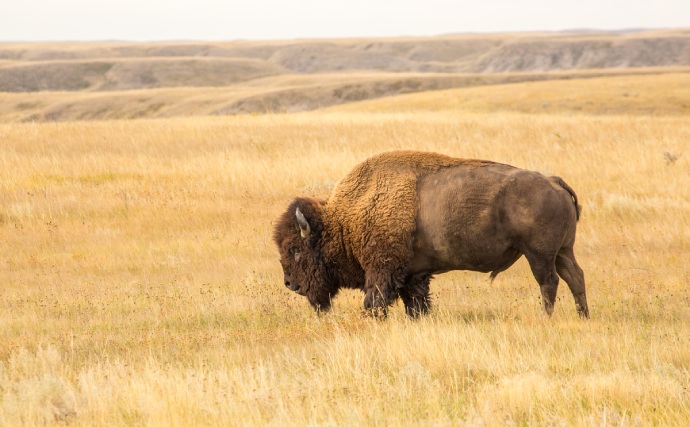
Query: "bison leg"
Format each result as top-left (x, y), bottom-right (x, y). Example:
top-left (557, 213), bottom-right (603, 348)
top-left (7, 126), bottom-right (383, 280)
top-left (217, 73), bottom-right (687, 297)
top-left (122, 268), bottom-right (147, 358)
top-left (399, 273), bottom-right (431, 318)
top-left (363, 287), bottom-right (394, 318)
top-left (524, 252), bottom-right (560, 316)
top-left (363, 271), bottom-right (401, 318)
top-left (556, 248), bottom-right (589, 319)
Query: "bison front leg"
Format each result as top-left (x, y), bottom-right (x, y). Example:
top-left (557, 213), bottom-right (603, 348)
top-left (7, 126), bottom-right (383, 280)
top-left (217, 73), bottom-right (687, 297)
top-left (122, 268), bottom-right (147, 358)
top-left (399, 273), bottom-right (432, 318)
top-left (363, 271), bottom-right (401, 318)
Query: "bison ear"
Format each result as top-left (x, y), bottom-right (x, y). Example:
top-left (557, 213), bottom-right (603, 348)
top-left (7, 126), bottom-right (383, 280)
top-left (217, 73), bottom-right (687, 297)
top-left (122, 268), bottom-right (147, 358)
top-left (295, 208), bottom-right (311, 239)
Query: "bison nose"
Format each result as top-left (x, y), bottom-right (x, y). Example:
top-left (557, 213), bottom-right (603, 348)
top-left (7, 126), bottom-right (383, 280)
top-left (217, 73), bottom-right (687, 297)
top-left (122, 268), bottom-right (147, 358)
top-left (284, 275), bottom-right (300, 292)
top-left (285, 276), bottom-right (304, 295)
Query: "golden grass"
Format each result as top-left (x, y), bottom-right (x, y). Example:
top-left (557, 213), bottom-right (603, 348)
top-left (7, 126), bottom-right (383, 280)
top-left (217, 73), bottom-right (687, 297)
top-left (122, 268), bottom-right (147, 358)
top-left (329, 72), bottom-right (690, 116)
top-left (1, 95), bottom-right (689, 424)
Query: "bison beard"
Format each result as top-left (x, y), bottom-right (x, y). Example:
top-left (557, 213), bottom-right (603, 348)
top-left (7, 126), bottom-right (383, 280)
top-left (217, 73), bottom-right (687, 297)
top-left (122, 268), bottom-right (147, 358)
top-left (274, 151), bottom-right (589, 319)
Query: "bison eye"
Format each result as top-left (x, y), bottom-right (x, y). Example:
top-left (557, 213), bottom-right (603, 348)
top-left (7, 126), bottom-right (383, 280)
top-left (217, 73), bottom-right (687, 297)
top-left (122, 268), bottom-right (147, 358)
top-left (294, 251), bottom-right (301, 262)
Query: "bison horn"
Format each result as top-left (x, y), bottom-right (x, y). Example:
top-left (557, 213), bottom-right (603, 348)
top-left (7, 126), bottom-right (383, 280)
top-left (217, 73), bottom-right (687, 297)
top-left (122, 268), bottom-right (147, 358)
top-left (295, 208), bottom-right (311, 238)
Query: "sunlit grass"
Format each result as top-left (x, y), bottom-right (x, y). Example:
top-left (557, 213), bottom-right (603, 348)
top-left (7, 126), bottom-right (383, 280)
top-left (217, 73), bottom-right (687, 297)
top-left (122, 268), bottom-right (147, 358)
top-left (328, 72), bottom-right (690, 116)
top-left (1, 105), bottom-right (689, 424)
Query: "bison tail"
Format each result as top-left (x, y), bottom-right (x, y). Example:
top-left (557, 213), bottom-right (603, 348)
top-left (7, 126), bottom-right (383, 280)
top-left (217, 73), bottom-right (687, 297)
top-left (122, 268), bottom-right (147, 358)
top-left (554, 177), bottom-right (582, 221)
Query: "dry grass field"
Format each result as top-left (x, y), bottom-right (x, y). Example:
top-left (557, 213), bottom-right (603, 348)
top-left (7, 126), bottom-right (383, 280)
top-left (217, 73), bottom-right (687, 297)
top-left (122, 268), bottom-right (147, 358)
top-left (1, 70), bottom-right (690, 424)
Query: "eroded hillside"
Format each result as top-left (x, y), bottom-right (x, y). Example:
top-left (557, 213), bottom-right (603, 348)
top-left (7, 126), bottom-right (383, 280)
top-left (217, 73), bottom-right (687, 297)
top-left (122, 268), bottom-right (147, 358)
top-left (0, 29), bottom-right (688, 121)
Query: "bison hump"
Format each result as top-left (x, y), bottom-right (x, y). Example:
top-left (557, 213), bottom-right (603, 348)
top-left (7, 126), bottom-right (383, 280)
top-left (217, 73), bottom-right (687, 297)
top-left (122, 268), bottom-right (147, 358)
top-left (325, 151), bottom-right (479, 271)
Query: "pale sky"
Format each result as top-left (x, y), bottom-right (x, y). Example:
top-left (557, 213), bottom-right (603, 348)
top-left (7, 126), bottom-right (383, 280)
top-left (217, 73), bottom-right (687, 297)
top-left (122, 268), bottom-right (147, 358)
top-left (1, 0), bottom-right (688, 42)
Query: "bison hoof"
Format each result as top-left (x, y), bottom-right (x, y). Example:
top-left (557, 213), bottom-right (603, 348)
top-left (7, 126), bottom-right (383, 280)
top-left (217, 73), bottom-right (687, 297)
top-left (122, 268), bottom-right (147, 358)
top-left (364, 306), bottom-right (388, 319)
top-left (404, 305), bottom-right (429, 319)
top-left (577, 308), bottom-right (590, 319)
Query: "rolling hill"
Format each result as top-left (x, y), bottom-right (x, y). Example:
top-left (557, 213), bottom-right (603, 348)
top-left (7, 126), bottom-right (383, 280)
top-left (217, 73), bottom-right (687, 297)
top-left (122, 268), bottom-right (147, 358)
top-left (325, 72), bottom-right (690, 116)
top-left (0, 29), bottom-right (688, 121)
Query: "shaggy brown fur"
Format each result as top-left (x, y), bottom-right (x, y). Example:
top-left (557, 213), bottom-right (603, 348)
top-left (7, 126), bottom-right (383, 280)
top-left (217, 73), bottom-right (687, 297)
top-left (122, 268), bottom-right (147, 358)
top-left (274, 150), bottom-right (589, 318)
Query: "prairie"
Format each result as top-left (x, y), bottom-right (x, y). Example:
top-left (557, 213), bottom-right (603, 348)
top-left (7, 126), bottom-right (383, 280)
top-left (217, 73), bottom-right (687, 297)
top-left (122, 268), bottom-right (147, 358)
top-left (1, 69), bottom-right (690, 424)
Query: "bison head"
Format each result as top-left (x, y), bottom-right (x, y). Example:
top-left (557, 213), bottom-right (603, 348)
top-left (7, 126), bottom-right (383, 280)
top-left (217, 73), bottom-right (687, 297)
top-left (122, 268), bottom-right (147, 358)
top-left (273, 198), bottom-right (339, 312)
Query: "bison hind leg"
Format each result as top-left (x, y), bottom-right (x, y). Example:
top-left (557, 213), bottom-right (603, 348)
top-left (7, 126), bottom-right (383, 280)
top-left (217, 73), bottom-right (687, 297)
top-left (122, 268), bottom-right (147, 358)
top-left (400, 273), bottom-right (432, 318)
top-left (524, 251), bottom-right (560, 317)
top-left (556, 247), bottom-right (589, 319)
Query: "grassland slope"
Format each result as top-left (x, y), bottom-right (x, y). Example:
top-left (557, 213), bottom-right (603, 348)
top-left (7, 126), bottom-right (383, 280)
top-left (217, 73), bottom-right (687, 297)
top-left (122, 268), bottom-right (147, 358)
top-left (0, 29), bottom-right (688, 121)
top-left (327, 72), bottom-right (690, 116)
top-left (1, 70), bottom-right (687, 122)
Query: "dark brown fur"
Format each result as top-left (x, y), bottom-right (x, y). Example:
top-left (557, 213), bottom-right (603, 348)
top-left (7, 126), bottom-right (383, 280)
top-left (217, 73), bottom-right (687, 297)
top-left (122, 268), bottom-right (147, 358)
top-left (274, 151), bottom-right (589, 318)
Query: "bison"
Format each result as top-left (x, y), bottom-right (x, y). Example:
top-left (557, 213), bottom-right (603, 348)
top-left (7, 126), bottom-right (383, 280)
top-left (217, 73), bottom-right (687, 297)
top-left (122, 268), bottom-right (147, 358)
top-left (274, 151), bottom-right (589, 318)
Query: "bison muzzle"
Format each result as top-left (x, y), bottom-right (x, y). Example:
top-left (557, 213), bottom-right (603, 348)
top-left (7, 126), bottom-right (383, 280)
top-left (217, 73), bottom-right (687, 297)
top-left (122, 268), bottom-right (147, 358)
top-left (274, 151), bottom-right (589, 319)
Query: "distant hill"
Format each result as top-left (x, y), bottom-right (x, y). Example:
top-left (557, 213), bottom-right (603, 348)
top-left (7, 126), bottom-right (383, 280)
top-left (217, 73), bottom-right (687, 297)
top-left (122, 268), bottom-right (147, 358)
top-left (0, 29), bottom-right (688, 121)
top-left (0, 58), bottom-right (287, 92)
top-left (1, 29), bottom-right (689, 92)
